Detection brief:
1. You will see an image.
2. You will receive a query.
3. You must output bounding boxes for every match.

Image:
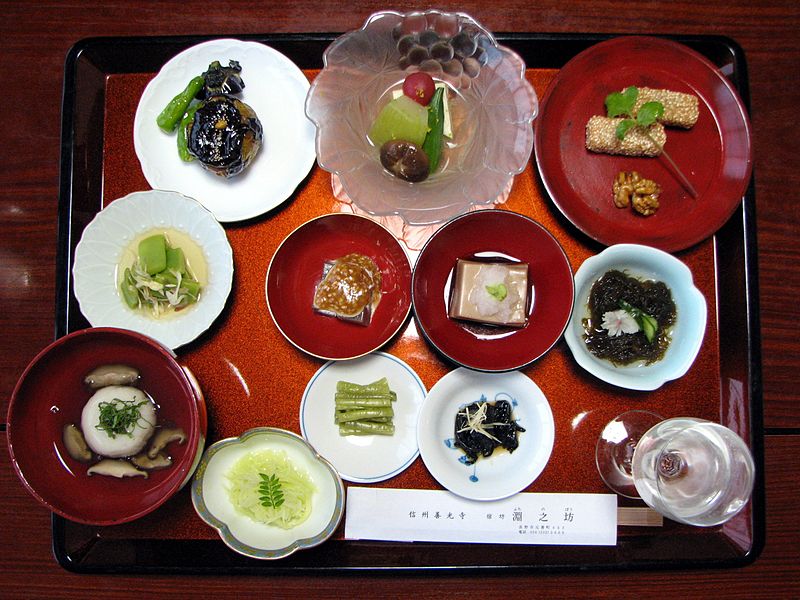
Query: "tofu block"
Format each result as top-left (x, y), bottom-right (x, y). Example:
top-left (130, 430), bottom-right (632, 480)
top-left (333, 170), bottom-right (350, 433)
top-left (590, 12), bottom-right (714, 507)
top-left (448, 259), bottom-right (529, 326)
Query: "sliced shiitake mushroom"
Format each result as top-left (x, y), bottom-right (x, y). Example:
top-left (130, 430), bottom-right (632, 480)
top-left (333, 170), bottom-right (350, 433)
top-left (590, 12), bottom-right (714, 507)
top-left (83, 364), bottom-right (140, 389)
top-left (147, 427), bottom-right (187, 459)
top-left (87, 459), bottom-right (148, 479)
top-left (380, 140), bottom-right (430, 182)
top-left (63, 424), bottom-right (93, 463)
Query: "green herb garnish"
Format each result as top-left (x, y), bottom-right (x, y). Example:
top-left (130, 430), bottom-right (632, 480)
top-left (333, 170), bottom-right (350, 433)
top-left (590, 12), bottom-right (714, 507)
top-left (485, 283), bottom-right (508, 301)
top-left (258, 473), bottom-right (285, 509)
top-left (605, 86), bottom-right (665, 140)
top-left (95, 398), bottom-right (150, 438)
top-left (619, 299), bottom-right (659, 343)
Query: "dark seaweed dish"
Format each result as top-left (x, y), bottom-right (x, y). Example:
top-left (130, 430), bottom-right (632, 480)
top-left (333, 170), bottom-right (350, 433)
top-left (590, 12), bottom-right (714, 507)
top-left (454, 397), bottom-right (525, 465)
top-left (583, 269), bottom-right (676, 365)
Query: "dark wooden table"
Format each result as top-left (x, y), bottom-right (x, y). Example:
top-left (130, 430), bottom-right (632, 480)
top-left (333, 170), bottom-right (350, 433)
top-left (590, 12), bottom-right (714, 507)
top-left (2, 2), bottom-right (798, 597)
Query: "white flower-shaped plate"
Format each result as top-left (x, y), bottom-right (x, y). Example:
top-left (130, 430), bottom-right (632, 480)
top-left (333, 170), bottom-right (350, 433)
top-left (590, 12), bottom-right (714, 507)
top-left (134, 39), bottom-right (315, 222)
top-left (300, 352), bottom-right (426, 483)
top-left (417, 368), bottom-right (554, 501)
top-left (191, 427), bottom-right (345, 560)
top-left (72, 190), bottom-right (233, 349)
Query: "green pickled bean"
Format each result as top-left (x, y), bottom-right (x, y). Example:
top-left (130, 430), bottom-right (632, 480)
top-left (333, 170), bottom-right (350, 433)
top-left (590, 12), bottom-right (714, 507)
top-left (157, 75), bottom-right (204, 133)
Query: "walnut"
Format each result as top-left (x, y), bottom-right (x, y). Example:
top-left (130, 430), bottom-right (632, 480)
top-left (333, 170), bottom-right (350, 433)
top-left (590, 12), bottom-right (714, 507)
top-left (612, 171), bottom-right (662, 217)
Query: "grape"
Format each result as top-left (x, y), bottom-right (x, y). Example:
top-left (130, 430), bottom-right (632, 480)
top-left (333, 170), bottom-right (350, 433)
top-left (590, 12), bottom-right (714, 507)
top-left (407, 45), bottom-right (429, 65)
top-left (442, 58), bottom-right (463, 78)
top-left (473, 46), bottom-right (488, 66)
top-left (420, 59), bottom-right (443, 75)
top-left (368, 95), bottom-right (429, 148)
top-left (403, 72), bottom-right (435, 105)
top-left (397, 34), bottom-right (417, 55)
top-left (430, 41), bottom-right (454, 62)
top-left (462, 57), bottom-right (481, 78)
top-left (401, 14), bottom-right (428, 35)
top-left (451, 31), bottom-right (477, 58)
top-left (418, 29), bottom-right (440, 47)
top-left (433, 14), bottom-right (459, 38)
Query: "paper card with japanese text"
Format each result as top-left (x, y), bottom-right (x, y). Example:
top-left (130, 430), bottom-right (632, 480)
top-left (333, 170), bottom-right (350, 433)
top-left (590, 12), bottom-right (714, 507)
top-left (345, 488), bottom-right (618, 545)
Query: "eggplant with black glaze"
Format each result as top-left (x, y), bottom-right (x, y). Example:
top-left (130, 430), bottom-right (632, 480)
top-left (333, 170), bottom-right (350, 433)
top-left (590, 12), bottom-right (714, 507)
top-left (186, 95), bottom-right (263, 178)
top-left (201, 60), bottom-right (245, 97)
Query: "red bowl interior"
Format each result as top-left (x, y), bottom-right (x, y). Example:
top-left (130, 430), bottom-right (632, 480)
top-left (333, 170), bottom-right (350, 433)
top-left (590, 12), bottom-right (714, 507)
top-left (266, 214), bottom-right (412, 359)
top-left (412, 210), bottom-right (574, 371)
top-left (7, 327), bottom-right (201, 525)
top-left (534, 36), bottom-right (752, 252)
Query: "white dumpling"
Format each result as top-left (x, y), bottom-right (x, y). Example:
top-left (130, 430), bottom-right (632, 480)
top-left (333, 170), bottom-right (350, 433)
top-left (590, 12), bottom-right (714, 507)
top-left (81, 386), bottom-right (156, 458)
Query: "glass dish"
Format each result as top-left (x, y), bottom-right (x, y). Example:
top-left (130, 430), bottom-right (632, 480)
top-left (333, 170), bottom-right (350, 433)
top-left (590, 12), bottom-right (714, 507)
top-left (305, 10), bottom-right (538, 226)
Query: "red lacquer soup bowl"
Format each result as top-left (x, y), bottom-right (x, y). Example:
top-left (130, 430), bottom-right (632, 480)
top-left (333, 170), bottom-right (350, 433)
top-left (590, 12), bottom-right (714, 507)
top-left (412, 210), bottom-right (574, 371)
top-left (7, 327), bottom-right (206, 525)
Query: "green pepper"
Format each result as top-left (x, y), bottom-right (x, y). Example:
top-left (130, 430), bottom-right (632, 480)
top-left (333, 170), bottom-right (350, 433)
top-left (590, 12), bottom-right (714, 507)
top-left (177, 103), bottom-right (200, 162)
top-left (156, 75), bottom-right (204, 133)
top-left (422, 87), bottom-right (445, 175)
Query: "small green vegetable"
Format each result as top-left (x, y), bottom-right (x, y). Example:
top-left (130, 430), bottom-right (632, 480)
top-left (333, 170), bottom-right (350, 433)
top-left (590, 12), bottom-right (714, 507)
top-left (619, 299), bottom-right (659, 343)
top-left (421, 87), bottom-right (445, 174)
top-left (177, 103), bottom-right (200, 162)
top-left (120, 268), bottom-right (139, 308)
top-left (258, 473), bottom-right (285, 509)
top-left (485, 283), bottom-right (508, 301)
top-left (604, 86), bottom-right (665, 141)
top-left (95, 398), bottom-right (150, 439)
top-left (138, 234), bottom-right (167, 275)
top-left (334, 379), bottom-right (396, 437)
top-left (156, 75), bottom-right (204, 133)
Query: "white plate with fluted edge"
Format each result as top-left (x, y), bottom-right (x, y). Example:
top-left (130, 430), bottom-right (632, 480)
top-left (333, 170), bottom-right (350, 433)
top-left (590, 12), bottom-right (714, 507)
top-left (417, 368), bottom-right (554, 501)
top-left (191, 427), bottom-right (345, 560)
top-left (564, 244), bottom-right (707, 391)
top-left (133, 39), bottom-right (316, 222)
top-left (72, 190), bottom-right (233, 349)
top-left (300, 352), bottom-right (426, 483)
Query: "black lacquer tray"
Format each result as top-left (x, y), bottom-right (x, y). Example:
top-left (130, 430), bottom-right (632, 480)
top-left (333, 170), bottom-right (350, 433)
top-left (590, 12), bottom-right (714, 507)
top-left (53, 32), bottom-right (763, 573)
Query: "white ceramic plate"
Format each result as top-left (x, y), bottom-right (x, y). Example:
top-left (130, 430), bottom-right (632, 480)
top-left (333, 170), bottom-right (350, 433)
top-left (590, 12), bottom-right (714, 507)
top-left (191, 427), bottom-right (344, 560)
top-left (300, 352), bottom-right (426, 483)
top-left (417, 368), bottom-right (554, 501)
top-left (564, 244), bottom-right (707, 391)
top-left (72, 190), bottom-right (234, 349)
top-left (134, 39), bottom-right (316, 222)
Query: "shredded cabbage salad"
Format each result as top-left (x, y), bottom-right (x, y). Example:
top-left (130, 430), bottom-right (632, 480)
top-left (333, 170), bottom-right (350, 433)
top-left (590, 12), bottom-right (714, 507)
top-left (226, 449), bottom-right (315, 529)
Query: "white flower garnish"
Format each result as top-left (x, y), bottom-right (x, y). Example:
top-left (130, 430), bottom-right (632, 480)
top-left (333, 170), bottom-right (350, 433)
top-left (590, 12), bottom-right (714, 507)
top-left (601, 309), bottom-right (640, 337)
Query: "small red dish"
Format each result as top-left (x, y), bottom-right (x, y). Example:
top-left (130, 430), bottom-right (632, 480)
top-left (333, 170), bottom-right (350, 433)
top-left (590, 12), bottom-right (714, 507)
top-left (6, 327), bottom-right (205, 525)
top-left (266, 213), bottom-right (412, 360)
top-left (412, 210), bottom-right (574, 371)
top-left (535, 36), bottom-right (752, 252)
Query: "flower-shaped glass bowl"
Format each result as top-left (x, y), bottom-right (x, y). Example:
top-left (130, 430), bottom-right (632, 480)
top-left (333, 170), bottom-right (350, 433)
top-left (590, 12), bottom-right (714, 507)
top-left (305, 10), bottom-right (538, 226)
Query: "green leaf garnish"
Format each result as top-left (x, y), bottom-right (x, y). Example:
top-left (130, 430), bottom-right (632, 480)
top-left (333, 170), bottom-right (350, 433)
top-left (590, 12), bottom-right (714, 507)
top-left (619, 299), bottom-right (659, 343)
top-left (485, 283), bottom-right (508, 301)
top-left (636, 101), bottom-right (665, 127)
top-left (258, 473), bottom-right (285, 509)
top-left (605, 86), bottom-right (638, 117)
top-left (605, 87), bottom-right (665, 141)
top-left (95, 398), bottom-right (150, 439)
top-left (615, 119), bottom-right (637, 140)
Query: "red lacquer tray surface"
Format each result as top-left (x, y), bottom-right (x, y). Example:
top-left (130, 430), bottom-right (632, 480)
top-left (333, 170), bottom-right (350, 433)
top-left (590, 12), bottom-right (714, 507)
top-left (55, 34), bottom-right (760, 571)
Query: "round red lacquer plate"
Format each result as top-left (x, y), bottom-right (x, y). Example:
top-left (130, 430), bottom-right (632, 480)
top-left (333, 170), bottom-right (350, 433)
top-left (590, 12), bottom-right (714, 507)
top-left (412, 210), bottom-right (574, 372)
top-left (266, 213), bottom-right (412, 360)
top-left (535, 36), bottom-right (752, 252)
